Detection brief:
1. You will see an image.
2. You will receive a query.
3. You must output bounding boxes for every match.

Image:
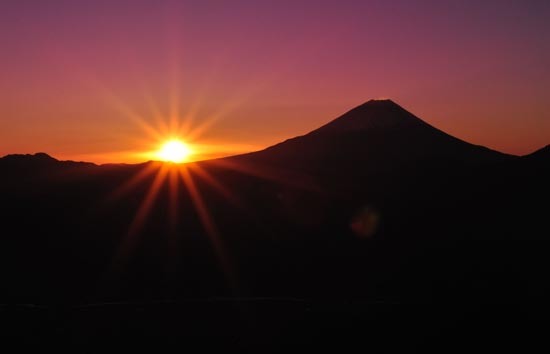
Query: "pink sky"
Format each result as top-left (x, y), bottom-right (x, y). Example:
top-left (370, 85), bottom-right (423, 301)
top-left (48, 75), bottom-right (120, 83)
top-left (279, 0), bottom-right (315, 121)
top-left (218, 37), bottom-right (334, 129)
top-left (1, 0), bottom-right (549, 163)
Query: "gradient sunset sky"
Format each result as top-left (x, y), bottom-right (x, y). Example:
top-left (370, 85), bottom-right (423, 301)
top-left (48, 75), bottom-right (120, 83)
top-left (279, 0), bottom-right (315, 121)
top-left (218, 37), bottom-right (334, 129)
top-left (1, 0), bottom-right (549, 163)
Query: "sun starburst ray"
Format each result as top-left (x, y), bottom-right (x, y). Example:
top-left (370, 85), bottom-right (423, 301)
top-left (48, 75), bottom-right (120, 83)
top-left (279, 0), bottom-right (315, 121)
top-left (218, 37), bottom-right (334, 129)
top-left (206, 158), bottom-right (321, 193)
top-left (105, 163), bottom-right (162, 203)
top-left (188, 163), bottom-right (243, 207)
top-left (167, 166), bottom-right (181, 230)
top-left (114, 164), bottom-right (170, 266)
top-left (177, 165), bottom-right (238, 290)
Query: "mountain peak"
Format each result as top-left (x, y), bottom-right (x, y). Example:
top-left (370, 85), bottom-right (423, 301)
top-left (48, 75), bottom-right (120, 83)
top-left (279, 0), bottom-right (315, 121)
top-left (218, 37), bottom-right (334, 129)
top-left (350, 98), bottom-right (406, 112)
top-left (364, 98), bottom-right (399, 105)
top-left (0, 153), bottom-right (96, 170)
top-left (310, 98), bottom-right (425, 136)
top-left (32, 152), bottom-right (57, 161)
top-left (1, 152), bottom-right (58, 162)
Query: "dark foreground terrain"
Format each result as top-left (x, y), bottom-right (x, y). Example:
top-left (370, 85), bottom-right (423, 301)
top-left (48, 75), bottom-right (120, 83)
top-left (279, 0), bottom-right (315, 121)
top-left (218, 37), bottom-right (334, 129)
top-left (1, 100), bottom-right (548, 352)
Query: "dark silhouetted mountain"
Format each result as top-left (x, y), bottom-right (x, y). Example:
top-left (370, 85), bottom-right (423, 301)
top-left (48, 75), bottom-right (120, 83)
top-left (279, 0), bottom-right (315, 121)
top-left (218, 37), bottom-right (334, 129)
top-left (0, 153), bottom-right (96, 192)
top-left (229, 99), bottom-right (511, 174)
top-left (4, 152), bottom-right (57, 161)
top-left (1, 152), bottom-right (57, 167)
top-left (0, 152), bottom-right (95, 171)
top-left (524, 144), bottom-right (550, 160)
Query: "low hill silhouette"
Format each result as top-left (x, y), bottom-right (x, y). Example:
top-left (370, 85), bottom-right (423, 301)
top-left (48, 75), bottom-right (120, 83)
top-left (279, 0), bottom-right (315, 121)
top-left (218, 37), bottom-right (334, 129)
top-left (524, 144), bottom-right (550, 160)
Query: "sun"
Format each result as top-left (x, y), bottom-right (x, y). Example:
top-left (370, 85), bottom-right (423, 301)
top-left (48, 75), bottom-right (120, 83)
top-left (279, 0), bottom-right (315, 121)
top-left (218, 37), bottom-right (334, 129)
top-left (156, 139), bottom-right (192, 163)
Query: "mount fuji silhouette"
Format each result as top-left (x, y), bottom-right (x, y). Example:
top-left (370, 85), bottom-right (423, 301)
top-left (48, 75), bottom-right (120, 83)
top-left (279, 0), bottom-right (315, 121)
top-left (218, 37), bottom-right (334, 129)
top-left (214, 100), bottom-right (515, 194)
top-left (235, 99), bottom-right (508, 167)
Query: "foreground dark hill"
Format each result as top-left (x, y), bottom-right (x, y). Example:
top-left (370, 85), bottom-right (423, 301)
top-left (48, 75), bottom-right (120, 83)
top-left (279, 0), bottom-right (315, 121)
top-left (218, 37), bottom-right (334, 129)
top-left (0, 100), bottom-right (548, 352)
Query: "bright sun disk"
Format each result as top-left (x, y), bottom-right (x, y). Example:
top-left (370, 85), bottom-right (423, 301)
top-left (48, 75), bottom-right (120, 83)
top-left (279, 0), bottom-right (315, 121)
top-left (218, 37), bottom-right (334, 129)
top-left (157, 139), bottom-right (192, 163)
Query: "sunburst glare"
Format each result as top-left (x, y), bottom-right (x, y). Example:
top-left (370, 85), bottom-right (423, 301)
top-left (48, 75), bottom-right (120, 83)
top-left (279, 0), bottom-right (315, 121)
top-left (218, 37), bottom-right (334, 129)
top-left (156, 139), bottom-right (192, 163)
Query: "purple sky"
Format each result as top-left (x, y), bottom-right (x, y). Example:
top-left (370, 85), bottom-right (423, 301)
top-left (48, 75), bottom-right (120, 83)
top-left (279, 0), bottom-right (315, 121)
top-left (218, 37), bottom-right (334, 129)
top-left (1, 0), bottom-right (549, 162)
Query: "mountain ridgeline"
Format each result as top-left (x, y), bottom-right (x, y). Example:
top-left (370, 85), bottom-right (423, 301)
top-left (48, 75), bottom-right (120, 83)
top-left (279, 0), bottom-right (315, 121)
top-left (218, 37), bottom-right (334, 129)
top-left (231, 99), bottom-right (509, 170)
top-left (0, 100), bottom-right (548, 351)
